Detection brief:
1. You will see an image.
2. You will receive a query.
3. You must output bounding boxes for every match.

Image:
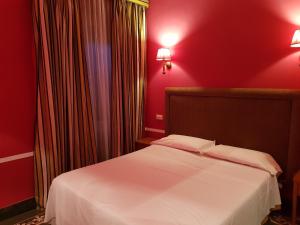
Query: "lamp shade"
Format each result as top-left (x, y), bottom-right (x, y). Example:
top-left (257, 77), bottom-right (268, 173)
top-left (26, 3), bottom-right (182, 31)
top-left (291, 29), bottom-right (300, 47)
top-left (156, 48), bottom-right (171, 61)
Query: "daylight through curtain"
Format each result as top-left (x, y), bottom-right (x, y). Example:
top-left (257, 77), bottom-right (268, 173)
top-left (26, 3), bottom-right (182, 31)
top-left (79, 0), bottom-right (112, 161)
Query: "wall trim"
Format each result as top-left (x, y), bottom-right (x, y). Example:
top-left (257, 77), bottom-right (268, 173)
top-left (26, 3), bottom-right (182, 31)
top-left (145, 127), bottom-right (165, 134)
top-left (0, 152), bottom-right (34, 164)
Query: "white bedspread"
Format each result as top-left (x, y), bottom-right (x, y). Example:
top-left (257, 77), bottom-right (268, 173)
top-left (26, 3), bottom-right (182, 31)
top-left (45, 145), bottom-right (281, 225)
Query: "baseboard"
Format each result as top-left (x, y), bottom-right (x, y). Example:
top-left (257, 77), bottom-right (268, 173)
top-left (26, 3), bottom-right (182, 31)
top-left (0, 198), bottom-right (36, 221)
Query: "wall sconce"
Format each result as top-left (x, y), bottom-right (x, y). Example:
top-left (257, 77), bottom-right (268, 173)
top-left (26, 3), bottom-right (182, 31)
top-left (291, 29), bottom-right (300, 47)
top-left (156, 48), bottom-right (172, 74)
top-left (291, 29), bottom-right (300, 66)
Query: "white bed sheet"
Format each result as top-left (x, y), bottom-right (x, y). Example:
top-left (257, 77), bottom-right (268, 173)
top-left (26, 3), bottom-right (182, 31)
top-left (45, 145), bottom-right (281, 225)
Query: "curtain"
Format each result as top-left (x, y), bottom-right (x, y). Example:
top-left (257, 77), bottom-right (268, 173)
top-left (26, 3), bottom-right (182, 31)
top-left (33, 0), bottom-right (98, 207)
top-left (33, 0), bottom-right (147, 207)
top-left (112, 0), bottom-right (147, 157)
top-left (79, 0), bottom-right (112, 161)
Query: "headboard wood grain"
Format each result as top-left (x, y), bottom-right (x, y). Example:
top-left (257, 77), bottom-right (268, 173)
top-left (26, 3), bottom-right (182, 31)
top-left (165, 88), bottom-right (300, 200)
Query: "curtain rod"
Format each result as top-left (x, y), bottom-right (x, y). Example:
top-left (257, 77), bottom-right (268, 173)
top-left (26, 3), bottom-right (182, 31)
top-left (127, 0), bottom-right (149, 8)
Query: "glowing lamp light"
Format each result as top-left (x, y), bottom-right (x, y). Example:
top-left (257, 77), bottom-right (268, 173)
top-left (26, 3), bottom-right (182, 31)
top-left (156, 48), bottom-right (172, 74)
top-left (160, 33), bottom-right (180, 47)
top-left (291, 29), bottom-right (300, 47)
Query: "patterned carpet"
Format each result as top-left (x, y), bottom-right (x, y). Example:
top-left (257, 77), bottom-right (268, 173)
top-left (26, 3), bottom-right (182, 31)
top-left (14, 213), bottom-right (47, 225)
top-left (267, 214), bottom-right (294, 225)
top-left (13, 212), bottom-right (298, 225)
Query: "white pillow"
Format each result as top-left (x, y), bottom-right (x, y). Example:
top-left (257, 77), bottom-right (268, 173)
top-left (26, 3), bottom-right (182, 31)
top-left (151, 134), bottom-right (215, 154)
top-left (205, 145), bottom-right (282, 176)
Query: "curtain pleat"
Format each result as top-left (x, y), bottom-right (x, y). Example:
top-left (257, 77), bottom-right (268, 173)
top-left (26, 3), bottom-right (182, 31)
top-left (112, 0), bottom-right (147, 157)
top-left (33, 0), bottom-right (97, 207)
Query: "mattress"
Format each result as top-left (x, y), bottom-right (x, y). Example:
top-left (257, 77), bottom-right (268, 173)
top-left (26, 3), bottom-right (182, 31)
top-left (45, 145), bottom-right (281, 225)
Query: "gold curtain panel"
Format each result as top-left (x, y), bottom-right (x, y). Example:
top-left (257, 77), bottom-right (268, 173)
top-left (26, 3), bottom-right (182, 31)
top-left (127, 0), bottom-right (149, 8)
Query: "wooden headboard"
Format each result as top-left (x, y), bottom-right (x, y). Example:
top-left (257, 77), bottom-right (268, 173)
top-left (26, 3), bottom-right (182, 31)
top-left (165, 87), bottom-right (300, 199)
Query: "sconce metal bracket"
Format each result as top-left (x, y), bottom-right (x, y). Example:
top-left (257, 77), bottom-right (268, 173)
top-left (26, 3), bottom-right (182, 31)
top-left (162, 61), bottom-right (172, 74)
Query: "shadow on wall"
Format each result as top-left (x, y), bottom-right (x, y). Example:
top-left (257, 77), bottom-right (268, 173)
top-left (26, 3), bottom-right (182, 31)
top-left (174, 0), bottom-right (299, 87)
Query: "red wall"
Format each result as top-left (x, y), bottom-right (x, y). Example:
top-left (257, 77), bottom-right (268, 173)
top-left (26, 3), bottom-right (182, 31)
top-left (145, 0), bottom-right (300, 134)
top-left (0, 0), bottom-right (36, 208)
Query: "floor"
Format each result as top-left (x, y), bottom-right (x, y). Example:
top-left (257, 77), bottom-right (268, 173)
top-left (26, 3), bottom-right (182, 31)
top-left (0, 209), bottom-right (297, 225)
top-left (0, 209), bottom-right (43, 225)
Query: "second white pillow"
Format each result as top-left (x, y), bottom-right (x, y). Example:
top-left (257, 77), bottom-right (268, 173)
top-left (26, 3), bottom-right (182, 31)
top-left (204, 145), bottom-right (282, 176)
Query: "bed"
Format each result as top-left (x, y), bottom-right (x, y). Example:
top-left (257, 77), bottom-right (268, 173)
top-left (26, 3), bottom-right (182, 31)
top-left (45, 88), bottom-right (300, 225)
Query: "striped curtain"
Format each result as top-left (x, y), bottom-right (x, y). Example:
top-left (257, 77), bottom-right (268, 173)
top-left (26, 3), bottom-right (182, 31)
top-left (112, 0), bottom-right (147, 157)
top-left (33, 0), bottom-right (98, 207)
